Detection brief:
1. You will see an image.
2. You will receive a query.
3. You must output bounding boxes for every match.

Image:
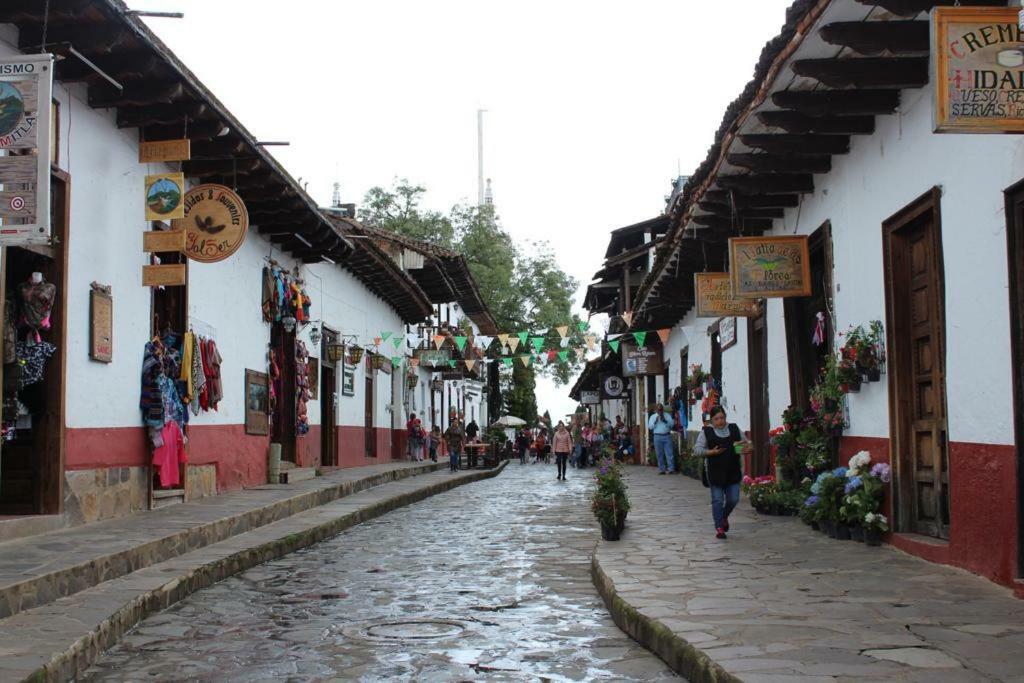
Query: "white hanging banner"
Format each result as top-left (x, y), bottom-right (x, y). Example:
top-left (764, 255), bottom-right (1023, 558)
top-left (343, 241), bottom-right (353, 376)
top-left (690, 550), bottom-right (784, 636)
top-left (0, 54), bottom-right (53, 245)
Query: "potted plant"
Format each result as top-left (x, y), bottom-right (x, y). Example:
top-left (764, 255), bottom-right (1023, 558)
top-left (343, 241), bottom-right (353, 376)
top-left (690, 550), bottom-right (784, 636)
top-left (688, 363), bottom-right (707, 399)
top-left (813, 470), bottom-right (846, 537)
top-left (841, 322), bottom-right (884, 382)
top-left (863, 511), bottom-right (889, 546)
top-left (837, 356), bottom-right (862, 394)
top-left (742, 474), bottom-right (777, 514)
top-left (800, 494), bottom-right (823, 530)
top-left (591, 457), bottom-right (630, 540)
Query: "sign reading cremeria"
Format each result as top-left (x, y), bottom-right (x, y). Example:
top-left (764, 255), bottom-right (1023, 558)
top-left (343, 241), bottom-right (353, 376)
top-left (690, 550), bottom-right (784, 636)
top-left (933, 7), bottom-right (1024, 133)
top-left (0, 54), bottom-right (53, 244)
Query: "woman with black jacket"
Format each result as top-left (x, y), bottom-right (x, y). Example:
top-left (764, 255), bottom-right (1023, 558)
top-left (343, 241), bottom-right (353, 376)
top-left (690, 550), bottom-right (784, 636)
top-left (694, 406), bottom-right (751, 539)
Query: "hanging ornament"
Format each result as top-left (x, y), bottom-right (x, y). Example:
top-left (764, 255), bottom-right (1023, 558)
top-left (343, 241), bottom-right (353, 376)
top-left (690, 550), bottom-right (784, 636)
top-left (433, 334), bottom-right (446, 350)
top-left (516, 331), bottom-right (529, 346)
top-left (557, 350), bottom-right (569, 363)
top-left (575, 347), bottom-right (586, 360)
top-left (392, 336), bottom-right (403, 350)
top-left (633, 331), bottom-right (647, 347)
top-left (812, 312), bottom-right (826, 347)
top-left (476, 335), bottom-right (493, 350)
top-left (560, 337), bottom-right (569, 348)
top-left (448, 360), bottom-right (457, 369)
top-left (380, 331), bottom-right (392, 342)
top-left (391, 356), bottom-right (402, 368)
top-left (577, 320), bottom-right (589, 332)
top-left (546, 350), bottom-right (557, 362)
top-left (519, 355), bottom-right (531, 367)
top-left (465, 359), bottom-right (476, 372)
top-left (556, 325), bottom-right (569, 338)
top-left (454, 335), bottom-right (468, 351)
top-left (609, 339), bottom-right (621, 353)
top-left (502, 358), bottom-right (513, 368)
top-left (497, 333), bottom-right (509, 347)
top-left (508, 337), bottom-right (521, 352)
top-left (622, 311), bottom-right (633, 327)
top-left (406, 333), bottom-right (421, 348)
top-left (530, 337), bottom-right (545, 354)
top-left (657, 328), bottom-right (671, 345)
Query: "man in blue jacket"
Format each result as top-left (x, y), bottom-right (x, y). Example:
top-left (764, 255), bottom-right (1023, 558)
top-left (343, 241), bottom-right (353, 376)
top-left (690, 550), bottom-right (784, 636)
top-left (647, 403), bottom-right (675, 475)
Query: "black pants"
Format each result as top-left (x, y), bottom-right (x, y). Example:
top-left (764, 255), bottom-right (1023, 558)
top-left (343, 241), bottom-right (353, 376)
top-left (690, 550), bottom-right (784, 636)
top-left (556, 453), bottom-right (568, 478)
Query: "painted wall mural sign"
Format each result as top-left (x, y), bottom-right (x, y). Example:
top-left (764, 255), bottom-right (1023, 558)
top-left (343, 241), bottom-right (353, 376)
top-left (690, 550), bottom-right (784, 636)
top-left (173, 183), bottom-right (249, 262)
top-left (0, 54), bottom-right (53, 244)
top-left (728, 235), bottom-right (812, 299)
top-left (144, 173), bottom-right (185, 221)
top-left (694, 272), bottom-right (761, 317)
top-left (933, 7), bottom-right (1024, 133)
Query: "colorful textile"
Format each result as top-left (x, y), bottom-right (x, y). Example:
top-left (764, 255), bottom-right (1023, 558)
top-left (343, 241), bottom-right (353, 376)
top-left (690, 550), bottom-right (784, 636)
top-left (190, 333), bottom-right (206, 416)
top-left (179, 331), bottom-right (195, 405)
top-left (14, 340), bottom-right (56, 387)
top-left (204, 339), bottom-right (223, 410)
top-left (152, 421), bottom-right (187, 488)
top-left (17, 280), bottom-right (56, 341)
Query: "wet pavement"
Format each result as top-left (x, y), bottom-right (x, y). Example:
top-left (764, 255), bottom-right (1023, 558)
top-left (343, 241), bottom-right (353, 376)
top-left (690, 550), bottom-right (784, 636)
top-left (82, 463), bottom-right (679, 682)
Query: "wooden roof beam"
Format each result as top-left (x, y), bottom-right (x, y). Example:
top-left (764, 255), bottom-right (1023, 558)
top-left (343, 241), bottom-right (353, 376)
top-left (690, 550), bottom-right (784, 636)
top-left (89, 81), bottom-right (184, 108)
top-left (717, 174), bottom-right (814, 194)
top-left (739, 134), bottom-right (850, 155)
top-left (182, 157), bottom-right (262, 178)
top-left (853, 0), bottom-right (998, 18)
top-left (118, 103), bottom-right (208, 129)
top-left (691, 215), bottom-right (774, 231)
top-left (703, 191), bottom-right (800, 208)
top-left (143, 119), bottom-right (229, 142)
top-left (771, 89), bottom-right (900, 116)
top-left (820, 20), bottom-right (929, 55)
top-left (791, 57), bottom-right (928, 89)
top-left (188, 138), bottom-right (249, 159)
top-left (697, 201), bottom-right (785, 219)
top-left (756, 110), bottom-right (875, 135)
top-left (727, 153), bottom-right (832, 174)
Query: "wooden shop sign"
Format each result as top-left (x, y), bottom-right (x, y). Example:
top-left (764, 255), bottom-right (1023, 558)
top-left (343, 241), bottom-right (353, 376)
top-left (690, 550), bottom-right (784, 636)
top-left (139, 139), bottom-right (191, 163)
top-left (89, 284), bottom-right (113, 363)
top-left (142, 263), bottom-right (186, 287)
top-left (172, 183), bottom-right (249, 263)
top-left (580, 390), bottom-right (600, 405)
top-left (0, 54), bottom-right (53, 245)
top-left (621, 343), bottom-right (666, 377)
top-left (695, 272), bottom-right (761, 317)
top-left (933, 8), bottom-right (1024, 133)
top-left (143, 229), bottom-right (186, 253)
top-left (728, 235), bottom-right (811, 299)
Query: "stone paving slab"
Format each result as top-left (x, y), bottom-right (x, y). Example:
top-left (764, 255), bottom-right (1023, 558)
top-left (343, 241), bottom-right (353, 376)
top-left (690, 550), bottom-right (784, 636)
top-left (0, 461), bottom-right (446, 620)
top-left (0, 462), bottom-right (506, 683)
top-left (592, 468), bottom-right (1024, 683)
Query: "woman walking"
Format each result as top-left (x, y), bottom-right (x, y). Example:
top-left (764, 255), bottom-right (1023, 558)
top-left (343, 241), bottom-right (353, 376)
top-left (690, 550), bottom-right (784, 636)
top-left (553, 421), bottom-right (572, 480)
top-left (444, 418), bottom-right (465, 473)
top-left (694, 406), bottom-right (750, 539)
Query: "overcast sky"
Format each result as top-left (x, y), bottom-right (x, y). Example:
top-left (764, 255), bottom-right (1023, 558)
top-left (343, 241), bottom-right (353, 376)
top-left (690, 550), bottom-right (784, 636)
top-left (137, 0), bottom-right (794, 421)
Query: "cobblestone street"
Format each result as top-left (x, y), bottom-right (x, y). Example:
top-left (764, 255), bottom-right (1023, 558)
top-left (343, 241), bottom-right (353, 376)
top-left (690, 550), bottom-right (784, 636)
top-left (82, 464), bottom-right (677, 682)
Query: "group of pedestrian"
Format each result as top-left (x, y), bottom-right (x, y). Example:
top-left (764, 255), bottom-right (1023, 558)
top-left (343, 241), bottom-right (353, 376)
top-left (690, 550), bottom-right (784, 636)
top-left (407, 413), bottom-right (481, 474)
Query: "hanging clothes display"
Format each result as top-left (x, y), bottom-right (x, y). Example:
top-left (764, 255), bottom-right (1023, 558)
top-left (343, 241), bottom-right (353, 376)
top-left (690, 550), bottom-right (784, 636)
top-left (261, 266), bottom-right (279, 323)
top-left (261, 265), bottom-right (312, 325)
top-left (152, 421), bottom-right (187, 488)
top-left (295, 340), bottom-right (311, 436)
top-left (14, 341), bottom-right (56, 387)
top-left (179, 331), bottom-right (195, 405)
top-left (17, 277), bottom-right (56, 342)
top-left (189, 331), bottom-right (206, 417)
top-left (3, 299), bottom-right (15, 364)
top-left (202, 338), bottom-right (223, 410)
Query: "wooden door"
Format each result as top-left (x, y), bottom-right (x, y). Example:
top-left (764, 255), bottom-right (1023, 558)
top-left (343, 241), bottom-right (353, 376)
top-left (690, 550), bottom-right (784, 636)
top-left (784, 223), bottom-right (833, 412)
top-left (271, 325), bottom-right (297, 463)
top-left (320, 364), bottom-right (336, 466)
top-left (884, 188), bottom-right (949, 539)
top-left (364, 357), bottom-right (375, 458)
top-left (748, 314), bottom-right (770, 476)
top-left (1004, 179), bottom-right (1024, 576)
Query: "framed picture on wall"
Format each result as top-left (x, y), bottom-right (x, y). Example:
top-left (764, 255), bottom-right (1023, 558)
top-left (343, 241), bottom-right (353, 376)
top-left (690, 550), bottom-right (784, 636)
top-left (342, 360), bottom-right (356, 397)
top-left (307, 357), bottom-right (319, 400)
top-left (244, 369), bottom-right (270, 436)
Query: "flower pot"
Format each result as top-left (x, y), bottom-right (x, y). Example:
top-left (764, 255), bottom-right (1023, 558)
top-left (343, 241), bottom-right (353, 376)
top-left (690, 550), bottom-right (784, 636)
top-left (835, 523), bottom-right (852, 540)
top-left (867, 367), bottom-right (881, 382)
top-left (850, 525), bottom-right (865, 542)
top-left (601, 522), bottom-right (621, 541)
top-left (769, 503), bottom-right (780, 516)
top-left (848, 378), bottom-right (862, 393)
top-left (864, 528), bottom-right (883, 546)
top-left (824, 520), bottom-right (837, 537)
top-left (616, 515), bottom-right (626, 534)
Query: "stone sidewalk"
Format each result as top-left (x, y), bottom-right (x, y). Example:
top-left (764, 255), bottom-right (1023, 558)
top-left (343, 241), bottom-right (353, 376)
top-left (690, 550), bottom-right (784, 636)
top-left (0, 461), bottom-right (506, 682)
top-left (592, 468), bottom-right (1024, 683)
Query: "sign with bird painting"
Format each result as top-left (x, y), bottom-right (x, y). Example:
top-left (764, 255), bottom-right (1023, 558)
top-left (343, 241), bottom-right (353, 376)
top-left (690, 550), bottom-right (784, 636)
top-left (0, 53), bottom-right (53, 244)
top-left (728, 235), bottom-right (811, 299)
top-left (144, 173), bottom-right (185, 221)
top-left (933, 7), bottom-right (1024, 133)
top-left (173, 183), bottom-right (249, 263)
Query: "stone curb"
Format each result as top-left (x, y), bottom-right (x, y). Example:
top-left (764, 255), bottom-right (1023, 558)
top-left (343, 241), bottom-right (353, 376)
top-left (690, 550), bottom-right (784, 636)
top-left (591, 551), bottom-right (742, 683)
top-left (17, 462), bottom-right (507, 683)
top-left (1, 462), bottom-right (443, 621)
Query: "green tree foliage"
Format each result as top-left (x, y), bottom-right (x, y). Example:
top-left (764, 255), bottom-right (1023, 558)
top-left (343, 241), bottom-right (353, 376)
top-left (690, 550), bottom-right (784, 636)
top-left (360, 180), bottom-right (583, 420)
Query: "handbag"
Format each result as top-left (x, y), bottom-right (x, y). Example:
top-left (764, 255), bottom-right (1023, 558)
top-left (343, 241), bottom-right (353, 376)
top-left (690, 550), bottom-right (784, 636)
top-left (699, 456), bottom-right (710, 488)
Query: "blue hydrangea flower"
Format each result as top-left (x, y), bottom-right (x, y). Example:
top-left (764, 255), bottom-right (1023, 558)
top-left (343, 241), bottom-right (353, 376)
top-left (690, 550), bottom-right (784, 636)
top-left (804, 495), bottom-right (820, 507)
top-left (844, 476), bottom-right (863, 494)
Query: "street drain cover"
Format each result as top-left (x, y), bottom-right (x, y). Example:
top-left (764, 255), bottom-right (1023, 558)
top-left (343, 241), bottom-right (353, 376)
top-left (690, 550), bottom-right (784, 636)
top-left (343, 618), bottom-right (468, 643)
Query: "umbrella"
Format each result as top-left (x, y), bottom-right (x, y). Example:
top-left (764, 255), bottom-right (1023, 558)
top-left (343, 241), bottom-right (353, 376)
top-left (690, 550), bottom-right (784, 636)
top-left (492, 415), bottom-right (527, 427)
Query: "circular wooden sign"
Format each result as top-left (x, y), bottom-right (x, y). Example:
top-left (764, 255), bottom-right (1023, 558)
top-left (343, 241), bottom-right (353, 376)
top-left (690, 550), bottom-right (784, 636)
top-left (173, 183), bottom-right (249, 263)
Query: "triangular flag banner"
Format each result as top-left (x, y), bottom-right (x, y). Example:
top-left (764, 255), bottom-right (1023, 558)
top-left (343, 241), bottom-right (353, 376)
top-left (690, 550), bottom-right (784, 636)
top-left (622, 312), bottom-right (633, 327)
top-left (392, 336), bottom-right (402, 350)
top-left (497, 333), bottom-right (509, 347)
top-left (464, 359), bottom-right (476, 372)
top-left (517, 331), bottom-right (529, 346)
top-left (508, 337), bottom-right (521, 352)
top-left (577, 321), bottom-right (589, 332)
top-left (380, 331), bottom-right (392, 342)
top-left (519, 355), bottom-right (531, 367)
top-left (535, 328), bottom-right (549, 336)
top-left (633, 331), bottom-right (647, 347)
top-left (546, 350), bottom-right (557, 362)
top-left (556, 325), bottom-right (569, 338)
top-left (560, 337), bottom-right (569, 348)
top-left (557, 350), bottom-right (569, 363)
top-left (609, 339), bottom-right (621, 353)
top-left (476, 335), bottom-right (493, 350)
top-left (410, 358), bottom-right (420, 368)
top-left (406, 333), bottom-right (420, 348)
top-left (502, 358), bottom-right (513, 368)
top-left (530, 336), bottom-right (544, 354)
top-left (391, 356), bottom-right (402, 368)
top-left (433, 335), bottom-right (445, 350)
top-left (575, 347), bottom-right (586, 360)
top-left (607, 333), bottom-right (623, 341)
top-left (374, 336), bottom-right (383, 347)
top-left (448, 360), bottom-right (457, 369)
top-left (658, 328), bottom-right (671, 344)
top-left (454, 335), bottom-right (467, 351)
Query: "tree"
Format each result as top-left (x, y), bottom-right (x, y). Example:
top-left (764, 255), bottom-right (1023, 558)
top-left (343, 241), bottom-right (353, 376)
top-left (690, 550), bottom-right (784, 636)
top-left (360, 180), bottom-right (583, 421)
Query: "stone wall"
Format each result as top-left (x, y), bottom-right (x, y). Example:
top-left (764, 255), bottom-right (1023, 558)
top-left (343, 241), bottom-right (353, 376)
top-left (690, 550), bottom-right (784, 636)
top-left (63, 467), bottom-right (149, 526)
top-left (186, 464), bottom-right (217, 502)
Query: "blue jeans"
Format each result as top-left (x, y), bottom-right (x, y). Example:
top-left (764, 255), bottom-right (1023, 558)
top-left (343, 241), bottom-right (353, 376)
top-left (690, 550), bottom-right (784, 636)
top-left (710, 483), bottom-right (741, 530)
top-left (653, 434), bottom-right (674, 473)
top-left (450, 449), bottom-right (460, 471)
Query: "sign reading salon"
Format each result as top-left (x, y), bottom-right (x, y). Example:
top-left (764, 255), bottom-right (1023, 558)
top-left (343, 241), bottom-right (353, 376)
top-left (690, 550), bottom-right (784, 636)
top-left (933, 7), bottom-right (1024, 133)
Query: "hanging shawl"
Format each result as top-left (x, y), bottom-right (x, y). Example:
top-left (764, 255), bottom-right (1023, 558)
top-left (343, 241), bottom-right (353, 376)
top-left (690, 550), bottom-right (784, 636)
top-left (812, 312), bottom-right (826, 347)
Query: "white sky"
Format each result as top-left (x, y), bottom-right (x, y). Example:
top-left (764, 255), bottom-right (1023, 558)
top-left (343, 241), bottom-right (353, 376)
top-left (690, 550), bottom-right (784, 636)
top-left (136, 0), bottom-right (794, 421)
